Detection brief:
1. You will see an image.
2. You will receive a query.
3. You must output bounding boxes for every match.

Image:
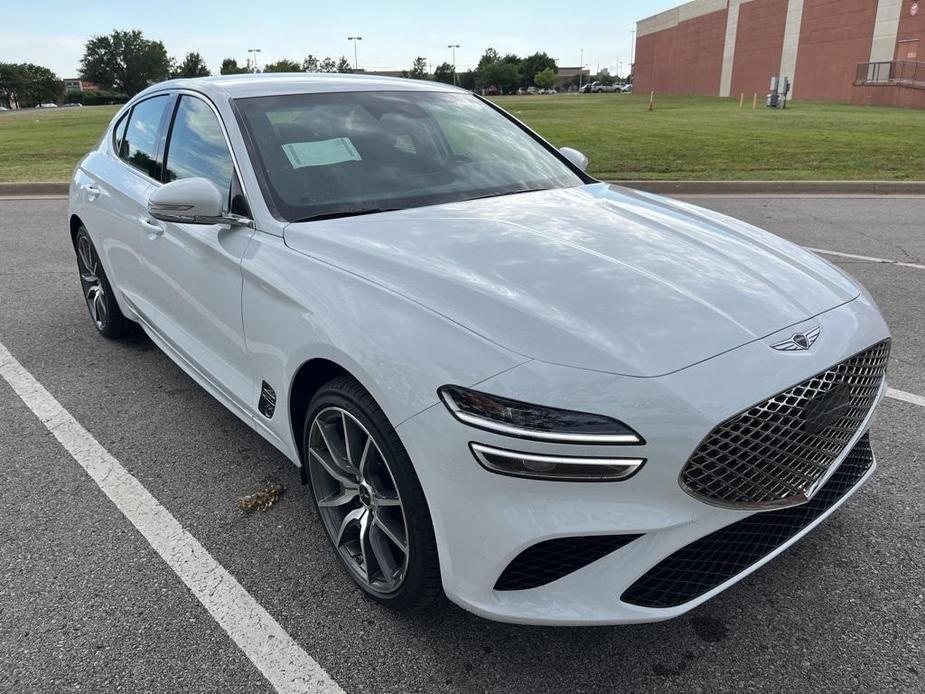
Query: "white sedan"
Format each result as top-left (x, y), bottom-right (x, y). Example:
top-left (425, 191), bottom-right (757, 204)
top-left (68, 74), bottom-right (890, 625)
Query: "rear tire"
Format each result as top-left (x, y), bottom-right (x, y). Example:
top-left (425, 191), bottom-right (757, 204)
top-left (74, 226), bottom-right (130, 339)
top-left (303, 376), bottom-right (441, 611)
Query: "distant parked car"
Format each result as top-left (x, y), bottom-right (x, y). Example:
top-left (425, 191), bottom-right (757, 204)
top-left (579, 82), bottom-right (594, 93)
top-left (65, 102), bottom-right (84, 108)
top-left (621, 84), bottom-right (633, 93)
top-left (485, 86), bottom-right (500, 96)
top-left (38, 102), bottom-right (59, 108)
top-left (0, 106), bottom-right (8, 111)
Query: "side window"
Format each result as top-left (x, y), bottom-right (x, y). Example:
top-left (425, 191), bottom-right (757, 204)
top-left (113, 113), bottom-right (129, 158)
top-left (120, 95), bottom-right (170, 179)
top-left (163, 96), bottom-right (234, 200)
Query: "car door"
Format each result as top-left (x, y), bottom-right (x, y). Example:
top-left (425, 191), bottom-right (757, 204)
top-left (77, 93), bottom-right (173, 322)
top-left (140, 93), bottom-right (256, 411)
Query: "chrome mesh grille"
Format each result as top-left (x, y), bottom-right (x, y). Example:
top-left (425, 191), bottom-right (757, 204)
top-left (680, 340), bottom-right (890, 509)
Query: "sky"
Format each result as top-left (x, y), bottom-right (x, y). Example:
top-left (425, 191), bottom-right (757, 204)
top-left (1, 0), bottom-right (681, 78)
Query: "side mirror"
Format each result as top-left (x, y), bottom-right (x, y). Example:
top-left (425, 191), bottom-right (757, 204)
top-left (559, 147), bottom-right (589, 172)
top-left (148, 177), bottom-right (252, 226)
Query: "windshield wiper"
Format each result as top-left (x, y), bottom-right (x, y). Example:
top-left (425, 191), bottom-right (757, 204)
top-left (291, 207), bottom-right (402, 223)
top-left (468, 187), bottom-right (551, 202)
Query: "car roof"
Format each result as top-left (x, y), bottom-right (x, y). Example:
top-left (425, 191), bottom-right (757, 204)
top-left (138, 73), bottom-right (466, 101)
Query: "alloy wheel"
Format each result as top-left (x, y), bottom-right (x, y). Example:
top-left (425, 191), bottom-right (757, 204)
top-left (76, 233), bottom-right (108, 330)
top-left (307, 406), bottom-right (410, 595)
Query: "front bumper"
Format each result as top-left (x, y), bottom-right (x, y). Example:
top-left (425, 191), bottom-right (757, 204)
top-left (397, 295), bottom-right (890, 625)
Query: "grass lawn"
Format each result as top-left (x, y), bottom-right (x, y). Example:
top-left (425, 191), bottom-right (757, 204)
top-left (492, 94), bottom-right (925, 181)
top-left (1, 96), bottom-right (923, 182)
top-left (0, 105), bottom-right (120, 183)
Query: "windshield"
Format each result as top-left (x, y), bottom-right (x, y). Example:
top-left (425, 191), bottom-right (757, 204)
top-left (233, 91), bottom-right (585, 222)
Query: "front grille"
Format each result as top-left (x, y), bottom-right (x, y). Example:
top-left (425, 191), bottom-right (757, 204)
top-left (494, 534), bottom-right (641, 591)
top-left (680, 340), bottom-right (889, 509)
top-left (621, 434), bottom-right (874, 609)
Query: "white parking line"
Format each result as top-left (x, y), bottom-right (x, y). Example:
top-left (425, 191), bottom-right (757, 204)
top-left (0, 339), bottom-right (344, 694)
top-left (808, 247), bottom-right (925, 271)
top-left (887, 387), bottom-right (925, 408)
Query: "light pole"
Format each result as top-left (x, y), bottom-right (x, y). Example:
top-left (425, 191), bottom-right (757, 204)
top-left (247, 48), bottom-right (261, 73)
top-left (348, 36), bottom-right (362, 72)
top-left (630, 30), bottom-right (636, 77)
top-left (579, 49), bottom-right (584, 91)
top-left (448, 44), bottom-right (460, 85)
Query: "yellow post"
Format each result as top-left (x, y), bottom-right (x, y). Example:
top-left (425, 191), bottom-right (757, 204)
top-left (739, 92), bottom-right (744, 108)
top-left (752, 93), bottom-right (758, 110)
top-left (648, 90), bottom-right (655, 111)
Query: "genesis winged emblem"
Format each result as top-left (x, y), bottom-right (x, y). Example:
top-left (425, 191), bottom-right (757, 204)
top-left (771, 326), bottom-right (821, 351)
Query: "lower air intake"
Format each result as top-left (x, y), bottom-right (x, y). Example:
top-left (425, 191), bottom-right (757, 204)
top-left (495, 534), bottom-right (641, 591)
top-left (621, 434), bottom-right (874, 609)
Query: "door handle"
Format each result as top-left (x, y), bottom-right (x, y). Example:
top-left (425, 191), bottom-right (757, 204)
top-left (83, 183), bottom-right (101, 200)
top-left (139, 216), bottom-right (164, 236)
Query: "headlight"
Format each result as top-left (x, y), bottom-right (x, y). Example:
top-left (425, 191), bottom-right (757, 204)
top-left (438, 385), bottom-right (644, 444)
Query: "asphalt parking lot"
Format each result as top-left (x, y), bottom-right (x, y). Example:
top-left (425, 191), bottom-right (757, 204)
top-left (1, 195), bottom-right (923, 693)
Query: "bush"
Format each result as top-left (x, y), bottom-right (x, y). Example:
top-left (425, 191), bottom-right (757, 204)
top-left (80, 90), bottom-right (129, 106)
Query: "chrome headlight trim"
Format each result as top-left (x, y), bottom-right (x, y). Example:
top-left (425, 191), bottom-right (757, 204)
top-left (439, 385), bottom-right (644, 445)
top-left (470, 442), bottom-right (645, 482)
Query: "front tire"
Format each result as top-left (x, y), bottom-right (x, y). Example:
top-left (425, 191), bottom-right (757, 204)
top-left (303, 376), bottom-right (441, 611)
top-left (74, 226), bottom-right (130, 339)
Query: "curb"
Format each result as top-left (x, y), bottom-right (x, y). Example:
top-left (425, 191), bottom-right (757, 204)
top-left (0, 182), bottom-right (69, 197)
top-left (607, 180), bottom-right (925, 195)
top-left (2, 180), bottom-right (924, 199)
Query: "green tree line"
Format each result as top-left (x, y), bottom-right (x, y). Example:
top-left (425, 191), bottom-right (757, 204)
top-left (2, 28), bottom-right (617, 108)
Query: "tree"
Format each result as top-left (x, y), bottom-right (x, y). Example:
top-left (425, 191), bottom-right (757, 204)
top-left (336, 56), bottom-right (353, 73)
top-left (595, 68), bottom-right (614, 86)
top-left (263, 59), bottom-right (301, 73)
top-left (474, 47), bottom-right (520, 93)
top-left (520, 52), bottom-right (557, 87)
top-left (534, 67), bottom-right (556, 90)
top-left (406, 57), bottom-right (428, 79)
top-left (79, 29), bottom-right (171, 96)
top-left (0, 63), bottom-right (63, 108)
top-left (220, 58), bottom-right (249, 75)
top-left (319, 57), bottom-right (338, 73)
top-left (458, 69), bottom-right (476, 91)
top-left (432, 62), bottom-right (454, 84)
top-left (476, 48), bottom-right (500, 72)
top-left (173, 51), bottom-right (210, 78)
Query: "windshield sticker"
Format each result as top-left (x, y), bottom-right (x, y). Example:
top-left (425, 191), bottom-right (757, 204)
top-left (282, 138), bottom-right (361, 168)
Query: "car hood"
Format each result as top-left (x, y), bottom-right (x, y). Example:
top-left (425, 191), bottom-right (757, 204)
top-left (283, 183), bottom-right (859, 377)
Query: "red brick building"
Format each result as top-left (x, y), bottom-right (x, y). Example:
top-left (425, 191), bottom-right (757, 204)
top-left (635, 0), bottom-right (925, 107)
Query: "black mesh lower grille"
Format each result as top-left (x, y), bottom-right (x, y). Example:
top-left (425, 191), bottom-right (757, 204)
top-left (621, 434), bottom-right (874, 609)
top-left (495, 534), bottom-right (641, 591)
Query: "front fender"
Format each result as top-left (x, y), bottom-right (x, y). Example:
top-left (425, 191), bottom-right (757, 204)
top-left (240, 231), bottom-right (526, 463)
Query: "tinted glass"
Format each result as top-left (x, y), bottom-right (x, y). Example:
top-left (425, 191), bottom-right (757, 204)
top-left (234, 91), bottom-right (583, 222)
top-left (164, 96), bottom-right (234, 197)
top-left (113, 113), bottom-right (129, 157)
top-left (120, 95), bottom-right (169, 178)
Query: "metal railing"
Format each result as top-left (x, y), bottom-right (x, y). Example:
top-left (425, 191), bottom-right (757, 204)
top-left (855, 60), bottom-right (925, 89)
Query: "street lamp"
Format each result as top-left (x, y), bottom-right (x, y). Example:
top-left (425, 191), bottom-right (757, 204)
top-left (348, 36), bottom-right (363, 71)
top-left (630, 30), bottom-right (636, 75)
top-left (247, 48), bottom-right (261, 73)
top-left (448, 44), bottom-right (460, 85)
top-left (579, 48), bottom-right (584, 91)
